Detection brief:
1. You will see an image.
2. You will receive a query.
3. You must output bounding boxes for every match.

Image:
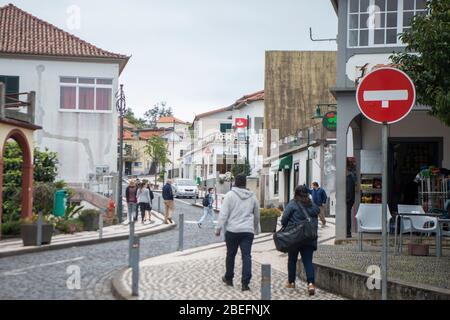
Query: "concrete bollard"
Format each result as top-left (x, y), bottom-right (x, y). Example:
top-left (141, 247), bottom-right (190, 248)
top-left (128, 220), bottom-right (135, 267)
top-left (131, 235), bottom-right (140, 297)
top-left (158, 196), bottom-right (161, 213)
top-left (261, 264), bottom-right (271, 300)
top-left (99, 209), bottom-right (105, 239)
top-left (178, 213), bottom-right (184, 252)
top-left (36, 211), bottom-right (43, 247)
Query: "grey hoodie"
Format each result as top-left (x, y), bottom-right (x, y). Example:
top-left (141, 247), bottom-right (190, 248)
top-left (217, 187), bottom-right (261, 235)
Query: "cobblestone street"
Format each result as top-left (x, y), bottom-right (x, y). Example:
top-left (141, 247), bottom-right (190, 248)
top-left (0, 194), bottom-right (222, 300)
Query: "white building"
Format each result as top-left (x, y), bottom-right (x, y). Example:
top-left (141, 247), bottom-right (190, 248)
top-left (0, 4), bottom-right (129, 184)
top-left (181, 91), bottom-right (265, 188)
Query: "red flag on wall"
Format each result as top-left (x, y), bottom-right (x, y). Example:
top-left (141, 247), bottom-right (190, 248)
top-left (235, 118), bottom-right (248, 128)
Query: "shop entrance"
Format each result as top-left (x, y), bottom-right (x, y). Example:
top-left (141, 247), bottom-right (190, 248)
top-left (388, 138), bottom-right (442, 212)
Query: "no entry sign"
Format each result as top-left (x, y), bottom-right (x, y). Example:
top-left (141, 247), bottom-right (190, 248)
top-left (356, 67), bottom-right (416, 124)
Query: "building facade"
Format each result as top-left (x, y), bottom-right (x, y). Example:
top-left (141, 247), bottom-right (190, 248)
top-left (0, 4), bottom-right (129, 185)
top-left (331, 0), bottom-right (450, 240)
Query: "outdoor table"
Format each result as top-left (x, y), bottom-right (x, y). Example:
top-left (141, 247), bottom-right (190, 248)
top-left (436, 219), bottom-right (450, 257)
top-left (394, 212), bottom-right (442, 256)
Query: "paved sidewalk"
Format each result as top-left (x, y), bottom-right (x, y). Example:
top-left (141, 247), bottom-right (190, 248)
top-left (112, 218), bottom-right (343, 300)
top-left (0, 211), bottom-right (175, 258)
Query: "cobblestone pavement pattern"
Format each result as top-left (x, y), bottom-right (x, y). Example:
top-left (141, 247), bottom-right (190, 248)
top-left (120, 256), bottom-right (345, 300)
top-left (0, 194), bottom-right (222, 300)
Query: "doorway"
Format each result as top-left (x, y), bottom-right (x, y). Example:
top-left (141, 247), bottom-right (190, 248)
top-left (124, 162), bottom-right (132, 176)
top-left (284, 170), bottom-right (291, 205)
top-left (388, 138), bottom-right (442, 211)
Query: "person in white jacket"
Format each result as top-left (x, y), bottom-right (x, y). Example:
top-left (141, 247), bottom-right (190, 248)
top-left (215, 174), bottom-right (261, 292)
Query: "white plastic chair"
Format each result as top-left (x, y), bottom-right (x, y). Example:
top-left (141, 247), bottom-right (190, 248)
top-left (356, 204), bottom-right (392, 251)
top-left (396, 204), bottom-right (438, 254)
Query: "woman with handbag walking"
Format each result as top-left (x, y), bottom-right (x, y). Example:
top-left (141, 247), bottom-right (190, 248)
top-left (281, 185), bottom-right (319, 295)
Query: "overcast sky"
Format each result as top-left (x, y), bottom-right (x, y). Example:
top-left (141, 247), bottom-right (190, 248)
top-left (3, 0), bottom-right (337, 122)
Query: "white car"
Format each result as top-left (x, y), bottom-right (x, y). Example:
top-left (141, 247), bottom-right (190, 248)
top-left (173, 179), bottom-right (199, 198)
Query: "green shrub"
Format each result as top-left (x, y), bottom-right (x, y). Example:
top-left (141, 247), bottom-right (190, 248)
top-left (79, 209), bottom-right (100, 218)
top-left (1, 220), bottom-right (21, 236)
top-left (55, 219), bottom-right (83, 234)
top-left (260, 208), bottom-right (281, 218)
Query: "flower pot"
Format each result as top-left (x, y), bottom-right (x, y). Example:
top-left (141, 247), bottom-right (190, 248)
top-left (260, 216), bottom-right (278, 233)
top-left (408, 243), bottom-right (429, 256)
top-left (20, 224), bottom-right (54, 246)
top-left (80, 215), bottom-right (99, 231)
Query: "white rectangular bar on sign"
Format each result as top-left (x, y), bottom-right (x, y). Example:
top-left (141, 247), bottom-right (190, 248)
top-left (363, 90), bottom-right (408, 108)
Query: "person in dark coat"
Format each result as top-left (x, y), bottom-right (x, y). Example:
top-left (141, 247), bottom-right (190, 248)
top-left (281, 185), bottom-right (319, 295)
top-left (162, 179), bottom-right (174, 224)
top-left (346, 162), bottom-right (356, 238)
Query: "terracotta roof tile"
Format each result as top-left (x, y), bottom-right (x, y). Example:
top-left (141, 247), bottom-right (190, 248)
top-left (0, 4), bottom-right (129, 71)
top-left (157, 116), bottom-right (187, 124)
top-left (234, 90), bottom-right (264, 109)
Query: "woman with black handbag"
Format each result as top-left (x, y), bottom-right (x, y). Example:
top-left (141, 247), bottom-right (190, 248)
top-left (281, 185), bottom-right (320, 295)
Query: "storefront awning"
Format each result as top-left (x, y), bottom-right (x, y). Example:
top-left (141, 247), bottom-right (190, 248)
top-left (278, 155), bottom-right (293, 171)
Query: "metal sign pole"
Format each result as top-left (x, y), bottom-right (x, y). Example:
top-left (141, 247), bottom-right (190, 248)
top-left (381, 123), bottom-right (388, 300)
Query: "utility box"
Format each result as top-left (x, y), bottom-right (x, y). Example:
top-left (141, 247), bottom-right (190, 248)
top-left (53, 189), bottom-right (68, 217)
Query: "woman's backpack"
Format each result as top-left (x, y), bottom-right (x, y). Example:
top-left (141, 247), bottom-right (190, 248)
top-left (273, 201), bottom-right (318, 253)
top-left (202, 195), bottom-right (210, 207)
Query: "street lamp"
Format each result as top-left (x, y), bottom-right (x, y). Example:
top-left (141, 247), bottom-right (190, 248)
top-left (116, 84), bottom-right (126, 224)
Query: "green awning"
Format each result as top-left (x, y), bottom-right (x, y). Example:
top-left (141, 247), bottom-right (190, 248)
top-left (279, 155), bottom-right (293, 171)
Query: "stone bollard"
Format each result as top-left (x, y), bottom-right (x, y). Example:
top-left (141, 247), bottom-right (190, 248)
top-left (178, 213), bottom-right (184, 252)
top-left (131, 235), bottom-right (140, 296)
top-left (261, 264), bottom-right (271, 300)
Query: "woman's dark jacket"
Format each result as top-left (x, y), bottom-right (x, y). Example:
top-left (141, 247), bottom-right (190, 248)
top-left (281, 200), bottom-right (320, 250)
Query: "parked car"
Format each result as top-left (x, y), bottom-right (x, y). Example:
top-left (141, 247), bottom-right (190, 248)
top-left (173, 179), bottom-right (199, 198)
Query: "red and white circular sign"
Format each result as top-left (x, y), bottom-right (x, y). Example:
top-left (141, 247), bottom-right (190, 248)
top-left (356, 67), bottom-right (416, 124)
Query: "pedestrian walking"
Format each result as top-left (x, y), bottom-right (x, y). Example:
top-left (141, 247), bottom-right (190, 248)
top-left (346, 160), bottom-right (357, 238)
top-left (215, 174), bottom-right (261, 292)
top-left (309, 182), bottom-right (328, 227)
top-left (137, 182), bottom-right (153, 224)
top-left (198, 188), bottom-right (215, 228)
top-left (125, 180), bottom-right (138, 223)
top-left (162, 179), bottom-right (175, 224)
top-left (282, 185), bottom-right (320, 295)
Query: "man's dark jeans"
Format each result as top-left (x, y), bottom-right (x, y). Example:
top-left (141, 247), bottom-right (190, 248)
top-left (288, 246), bottom-right (315, 284)
top-left (224, 231), bottom-right (254, 286)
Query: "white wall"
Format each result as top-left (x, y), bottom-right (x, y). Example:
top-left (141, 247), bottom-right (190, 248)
top-left (0, 57), bottom-right (120, 183)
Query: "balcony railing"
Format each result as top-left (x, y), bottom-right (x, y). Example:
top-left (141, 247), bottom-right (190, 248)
top-left (0, 83), bottom-right (36, 125)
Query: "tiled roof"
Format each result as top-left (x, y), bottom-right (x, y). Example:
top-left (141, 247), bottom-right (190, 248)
top-left (234, 90), bottom-right (264, 109)
top-left (193, 90), bottom-right (264, 122)
top-left (157, 116), bottom-right (188, 124)
top-left (138, 130), bottom-right (166, 140)
top-left (0, 4), bottom-right (129, 72)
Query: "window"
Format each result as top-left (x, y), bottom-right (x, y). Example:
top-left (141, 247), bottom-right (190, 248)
top-left (0, 75), bottom-right (19, 104)
top-left (180, 150), bottom-right (185, 158)
top-left (294, 163), bottom-right (299, 189)
top-left (347, 0), bottom-right (427, 47)
top-left (134, 162), bottom-right (142, 167)
top-left (60, 77), bottom-right (113, 112)
top-left (220, 123), bottom-right (232, 133)
top-left (274, 172), bottom-right (279, 195)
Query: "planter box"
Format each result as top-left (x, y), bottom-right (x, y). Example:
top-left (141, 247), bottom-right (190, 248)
top-left (408, 243), bottom-right (429, 256)
top-left (260, 216), bottom-right (278, 233)
top-left (20, 224), bottom-right (54, 246)
top-left (80, 215), bottom-right (99, 231)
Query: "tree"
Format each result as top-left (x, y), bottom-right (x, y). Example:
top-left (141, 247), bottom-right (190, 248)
top-left (144, 102), bottom-right (174, 128)
top-left (2, 142), bottom-right (59, 229)
top-left (144, 136), bottom-right (171, 185)
top-left (125, 108), bottom-right (147, 129)
top-left (231, 160), bottom-right (251, 177)
top-left (391, 0), bottom-right (450, 125)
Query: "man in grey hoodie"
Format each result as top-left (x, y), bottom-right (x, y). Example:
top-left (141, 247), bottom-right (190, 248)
top-left (215, 174), bottom-right (261, 292)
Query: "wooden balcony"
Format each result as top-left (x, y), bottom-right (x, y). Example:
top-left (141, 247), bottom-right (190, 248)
top-left (0, 82), bottom-right (36, 125)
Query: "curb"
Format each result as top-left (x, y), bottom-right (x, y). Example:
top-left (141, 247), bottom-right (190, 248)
top-left (0, 223), bottom-right (176, 259)
top-left (297, 260), bottom-right (450, 300)
top-left (110, 233), bottom-right (274, 300)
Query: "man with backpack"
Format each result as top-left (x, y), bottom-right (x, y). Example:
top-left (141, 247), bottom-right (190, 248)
top-left (198, 188), bottom-right (215, 228)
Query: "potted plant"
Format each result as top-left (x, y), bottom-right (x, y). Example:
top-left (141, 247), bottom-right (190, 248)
top-left (260, 208), bottom-right (281, 233)
top-left (20, 214), bottom-right (54, 246)
top-left (407, 237), bottom-right (429, 256)
top-left (79, 209), bottom-right (100, 231)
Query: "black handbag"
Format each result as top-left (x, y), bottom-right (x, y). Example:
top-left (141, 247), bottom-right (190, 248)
top-left (273, 201), bottom-right (318, 253)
